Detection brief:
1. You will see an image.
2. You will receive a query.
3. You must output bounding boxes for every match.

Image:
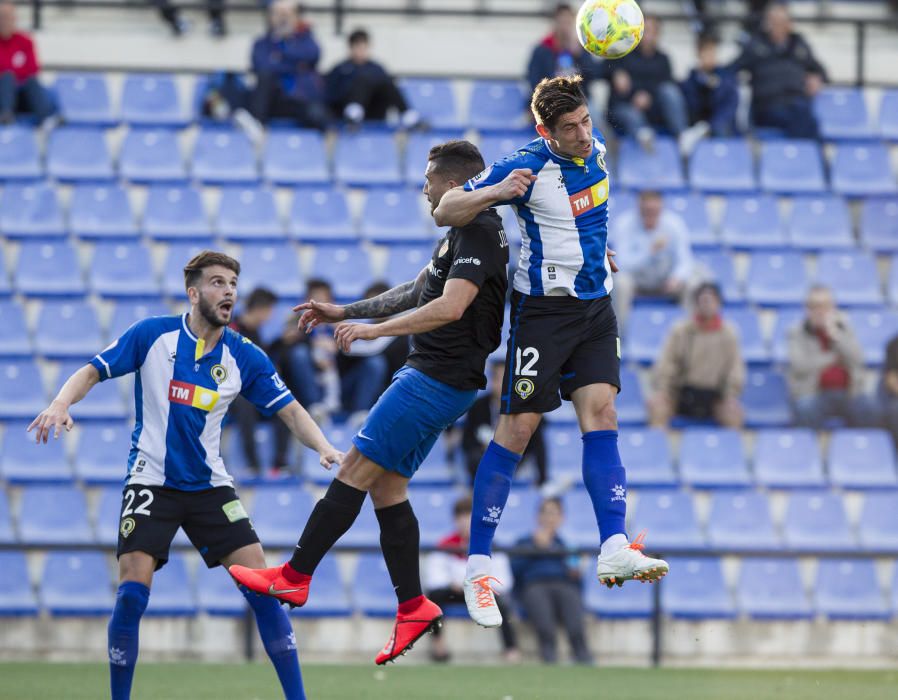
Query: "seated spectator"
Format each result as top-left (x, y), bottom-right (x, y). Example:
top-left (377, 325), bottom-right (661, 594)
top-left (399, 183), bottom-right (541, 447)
top-left (787, 285), bottom-right (876, 429)
top-left (510, 497), bottom-right (592, 665)
top-left (425, 495), bottom-right (519, 664)
top-left (153, 0), bottom-right (225, 37)
top-left (325, 29), bottom-right (420, 128)
top-left (649, 283), bottom-right (745, 428)
top-left (358, 281), bottom-right (410, 386)
top-left (882, 334), bottom-right (898, 447)
top-left (611, 190), bottom-right (695, 331)
top-left (0, 1), bottom-right (54, 124)
top-left (249, 0), bottom-right (328, 129)
top-left (527, 3), bottom-right (602, 92)
top-left (729, 2), bottom-right (826, 139)
top-left (681, 32), bottom-right (739, 137)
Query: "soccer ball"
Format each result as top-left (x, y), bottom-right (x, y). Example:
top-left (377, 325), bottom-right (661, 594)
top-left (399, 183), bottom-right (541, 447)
top-left (576, 0), bottom-right (645, 60)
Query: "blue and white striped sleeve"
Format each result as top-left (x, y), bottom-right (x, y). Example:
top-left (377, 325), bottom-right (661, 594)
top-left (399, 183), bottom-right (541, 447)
top-left (90, 319), bottom-right (155, 380)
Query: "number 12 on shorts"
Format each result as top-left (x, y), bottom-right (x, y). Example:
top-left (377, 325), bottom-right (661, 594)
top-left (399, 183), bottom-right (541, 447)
top-left (515, 346), bottom-right (539, 376)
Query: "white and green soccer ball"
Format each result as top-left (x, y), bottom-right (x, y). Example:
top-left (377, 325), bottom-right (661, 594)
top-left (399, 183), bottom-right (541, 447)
top-left (576, 0), bottom-right (645, 60)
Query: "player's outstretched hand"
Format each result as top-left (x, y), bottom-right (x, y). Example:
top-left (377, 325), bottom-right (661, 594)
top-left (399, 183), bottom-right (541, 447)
top-left (333, 321), bottom-right (377, 353)
top-left (294, 299), bottom-right (346, 333)
top-left (607, 247), bottom-right (619, 273)
top-left (27, 400), bottom-right (74, 444)
top-left (318, 446), bottom-right (344, 471)
top-left (493, 168), bottom-right (537, 201)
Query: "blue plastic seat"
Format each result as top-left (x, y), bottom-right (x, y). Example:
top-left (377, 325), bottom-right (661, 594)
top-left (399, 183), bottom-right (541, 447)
top-left (120, 73), bottom-right (187, 128)
top-left (383, 245), bottom-right (432, 286)
top-left (782, 490), bottom-right (854, 551)
top-left (0, 183), bottom-right (65, 239)
top-left (880, 89), bottom-right (898, 140)
top-left (828, 429), bottom-right (898, 488)
top-left (544, 424), bottom-right (582, 481)
top-left (360, 188), bottom-right (429, 244)
top-left (238, 243), bottom-right (303, 299)
top-left (848, 308), bottom-right (898, 365)
top-left (815, 559), bottom-right (889, 620)
top-left (492, 488), bottom-right (542, 548)
top-left (307, 245), bottom-right (373, 301)
top-left (34, 300), bottom-right (103, 359)
top-left (251, 486), bottom-right (314, 548)
top-left (409, 487), bottom-right (457, 548)
top-left (41, 551), bottom-right (113, 616)
top-left (162, 243), bottom-right (213, 297)
top-left (0, 359), bottom-right (47, 419)
top-left (145, 554), bottom-right (196, 616)
top-left (860, 197), bottom-right (898, 252)
top-left (74, 421), bottom-right (131, 483)
top-left (95, 486), bottom-right (125, 545)
top-left (403, 129), bottom-right (466, 185)
top-left (353, 552), bottom-right (397, 617)
top-left (754, 428), bottom-right (825, 488)
top-left (478, 132), bottom-right (526, 167)
top-left (666, 192), bottom-right (715, 247)
top-left (555, 491), bottom-right (597, 550)
top-left (618, 138), bottom-right (685, 191)
top-left (769, 306), bottom-right (804, 362)
top-left (196, 564), bottom-right (245, 616)
top-left (143, 185), bottom-right (212, 242)
top-left (787, 195), bottom-right (853, 250)
top-left (70, 183), bottom-right (138, 240)
top-left (759, 140), bottom-right (827, 194)
top-left (0, 421), bottom-right (71, 482)
top-left (625, 306), bottom-right (680, 364)
top-left (815, 251), bottom-right (882, 306)
top-left (263, 129), bottom-right (329, 185)
top-left (689, 138), bottom-right (755, 193)
top-left (119, 128), bottom-right (186, 183)
top-left (814, 87), bottom-right (874, 140)
top-left (737, 558), bottom-right (812, 619)
top-left (54, 73), bottom-right (116, 126)
top-left (57, 359), bottom-right (128, 421)
top-left (217, 186), bottom-right (283, 241)
top-left (858, 491), bottom-right (898, 551)
top-left (719, 193), bottom-right (786, 248)
top-left (0, 300), bottom-right (31, 357)
top-left (335, 500), bottom-right (379, 549)
top-left (585, 570), bottom-right (653, 618)
top-left (288, 186), bottom-right (357, 243)
top-left (745, 251), bottom-right (807, 306)
top-left (467, 80), bottom-right (528, 132)
top-left (629, 489), bottom-right (705, 552)
top-left (726, 307), bottom-right (768, 364)
top-left (742, 369), bottom-right (791, 427)
top-left (412, 442), bottom-right (456, 486)
top-left (617, 365), bottom-right (647, 425)
top-left (191, 128), bottom-right (258, 184)
top-left (830, 142), bottom-right (897, 197)
top-left (0, 125), bottom-right (41, 180)
top-left (619, 428), bottom-right (676, 487)
top-left (46, 126), bottom-right (114, 181)
top-left (291, 554), bottom-right (351, 617)
top-left (707, 490), bottom-right (779, 550)
top-left (90, 242), bottom-right (160, 298)
top-left (662, 557), bottom-right (735, 618)
top-left (0, 247), bottom-right (8, 298)
top-left (0, 487), bottom-right (14, 544)
top-left (679, 428), bottom-right (750, 488)
top-left (400, 78), bottom-right (461, 129)
top-left (0, 552), bottom-right (38, 615)
top-left (693, 250), bottom-right (741, 302)
top-left (18, 486), bottom-right (92, 543)
top-left (334, 132), bottom-right (402, 187)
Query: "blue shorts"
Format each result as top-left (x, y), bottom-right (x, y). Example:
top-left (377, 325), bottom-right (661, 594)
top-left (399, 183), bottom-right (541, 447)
top-left (352, 366), bottom-right (478, 479)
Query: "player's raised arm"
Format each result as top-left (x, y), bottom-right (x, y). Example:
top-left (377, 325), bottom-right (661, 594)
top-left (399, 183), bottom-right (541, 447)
top-left (276, 400), bottom-right (344, 470)
top-left (433, 168), bottom-right (536, 228)
top-left (27, 363), bottom-right (100, 443)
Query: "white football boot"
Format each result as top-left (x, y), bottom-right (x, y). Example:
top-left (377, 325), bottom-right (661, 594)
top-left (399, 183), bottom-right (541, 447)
top-left (463, 575), bottom-right (503, 628)
top-left (596, 532), bottom-right (669, 588)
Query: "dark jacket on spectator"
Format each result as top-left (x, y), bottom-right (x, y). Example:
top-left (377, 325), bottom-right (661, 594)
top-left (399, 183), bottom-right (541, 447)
top-left (527, 34), bottom-right (603, 91)
top-left (325, 58), bottom-right (389, 109)
top-left (251, 22), bottom-right (322, 101)
top-left (510, 534), bottom-right (578, 594)
top-left (607, 48), bottom-right (674, 108)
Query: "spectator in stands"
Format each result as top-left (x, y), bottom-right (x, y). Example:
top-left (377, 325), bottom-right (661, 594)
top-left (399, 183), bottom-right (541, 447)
top-left (527, 3), bottom-right (602, 92)
top-left (648, 282), bottom-right (745, 428)
top-left (880, 334), bottom-right (898, 446)
top-left (0, 1), bottom-right (54, 124)
top-left (729, 2), bottom-right (826, 139)
top-left (425, 495), bottom-right (519, 664)
top-left (463, 357), bottom-right (548, 486)
top-left (681, 32), bottom-right (739, 137)
top-left (154, 0), bottom-right (225, 37)
top-left (511, 497), bottom-right (592, 665)
top-left (356, 281), bottom-right (411, 386)
top-left (787, 285), bottom-right (875, 429)
top-left (324, 28), bottom-right (420, 128)
top-left (611, 190), bottom-right (695, 331)
top-left (249, 0), bottom-right (328, 130)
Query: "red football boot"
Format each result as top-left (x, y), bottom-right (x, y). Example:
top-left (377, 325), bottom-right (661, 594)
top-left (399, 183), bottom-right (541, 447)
top-left (229, 563), bottom-right (311, 608)
top-left (375, 596), bottom-right (443, 665)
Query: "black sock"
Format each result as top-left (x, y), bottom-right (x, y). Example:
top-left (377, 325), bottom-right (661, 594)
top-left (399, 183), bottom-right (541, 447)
top-left (375, 500), bottom-right (423, 604)
top-left (289, 479), bottom-right (366, 575)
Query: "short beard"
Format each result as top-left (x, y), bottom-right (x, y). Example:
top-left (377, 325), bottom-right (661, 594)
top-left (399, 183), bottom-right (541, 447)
top-left (197, 294), bottom-right (228, 328)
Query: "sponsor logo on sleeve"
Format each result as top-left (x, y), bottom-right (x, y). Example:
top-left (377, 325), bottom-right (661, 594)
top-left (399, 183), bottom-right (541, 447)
top-left (454, 257), bottom-right (481, 266)
top-left (222, 500), bottom-right (249, 523)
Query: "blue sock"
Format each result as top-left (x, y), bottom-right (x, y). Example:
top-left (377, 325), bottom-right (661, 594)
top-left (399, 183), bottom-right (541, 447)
top-left (242, 586), bottom-right (306, 700)
top-left (108, 581), bottom-right (149, 700)
top-left (469, 441), bottom-right (522, 556)
top-left (582, 430), bottom-right (628, 544)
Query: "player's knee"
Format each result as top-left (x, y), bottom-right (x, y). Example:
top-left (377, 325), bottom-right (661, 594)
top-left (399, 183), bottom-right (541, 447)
top-left (114, 582), bottom-right (150, 623)
top-left (592, 401), bottom-right (618, 431)
top-left (500, 419), bottom-right (537, 454)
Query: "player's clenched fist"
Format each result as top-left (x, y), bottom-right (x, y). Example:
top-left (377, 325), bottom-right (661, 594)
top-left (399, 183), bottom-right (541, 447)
top-left (493, 168), bottom-right (537, 201)
top-left (333, 321), bottom-right (378, 353)
top-left (294, 299), bottom-right (346, 333)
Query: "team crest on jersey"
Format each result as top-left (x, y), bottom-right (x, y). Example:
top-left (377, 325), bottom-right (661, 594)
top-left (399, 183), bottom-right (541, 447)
top-left (515, 378), bottom-right (535, 400)
top-left (120, 517), bottom-right (136, 538)
top-left (210, 364), bottom-right (228, 384)
top-left (596, 152), bottom-right (607, 172)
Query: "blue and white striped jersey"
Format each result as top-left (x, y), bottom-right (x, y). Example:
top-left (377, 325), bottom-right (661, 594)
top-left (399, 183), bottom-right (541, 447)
top-left (89, 314), bottom-right (294, 491)
top-left (464, 134), bottom-right (611, 299)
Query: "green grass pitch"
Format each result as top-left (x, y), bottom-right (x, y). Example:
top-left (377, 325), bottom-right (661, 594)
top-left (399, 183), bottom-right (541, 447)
top-left (1, 663), bottom-right (895, 700)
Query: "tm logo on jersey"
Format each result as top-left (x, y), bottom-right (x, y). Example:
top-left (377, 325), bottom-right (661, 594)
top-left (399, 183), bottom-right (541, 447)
top-left (169, 380), bottom-right (220, 411)
top-left (569, 181), bottom-right (609, 217)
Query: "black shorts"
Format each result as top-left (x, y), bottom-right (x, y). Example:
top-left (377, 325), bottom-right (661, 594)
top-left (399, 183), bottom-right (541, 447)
top-left (116, 484), bottom-right (259, 571)
top-left (501, 291), bottom-right (621, 415)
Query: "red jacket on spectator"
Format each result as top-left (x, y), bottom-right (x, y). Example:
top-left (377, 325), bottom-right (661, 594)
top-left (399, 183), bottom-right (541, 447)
top-left (0, 31), bottom-right (39, 83)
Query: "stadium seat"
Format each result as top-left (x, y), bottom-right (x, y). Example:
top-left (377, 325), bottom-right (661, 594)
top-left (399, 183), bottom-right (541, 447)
top-left (828, 429), bottom-right (898, 488)
top-left (0, 359), bottom-right (47, 419)
top-left (34, 300), bottom-right (103, 359)
top-left (162, 243), bottom-right (212, 298)
top-left (737, 558), bottom-right (812, 619)
top-left (617, 365), bottom-right (647, 425)
top-left (707, 490), bottom-right (780, 550)
top-left (679, 428), bottom-right (750, 488)
top-left (191, 128), bottom-right (258, 184)
top-left (848, 308), bottom-right (898, 365)
top-left (288, 186), bottom-right (357, 243)
top-left (858, 491), bottom-right (898, 551)
top-left (662, 557), bottom-right (735, 619)
top-left (16, 239), bottom-right (87, 299)
top-left (307, 246), bottom-right (373, 301)
top-left (353, 553), bottom-right (398, 617)
top-left (719, 194), bottom-right (786, 248)
top-left (238, 243), bottom-right (303, 299)
top-left (628, 489), bottom-right (705, 552)
top-left (754, 428), bottom-right (825, 488)
top-left (335, 499), bottom-right (380, 549)
top-left (413, 441), bottom-right (456, 486)
top-left (555, 489), bottom-right (603, 549)
top-left (492, 488), bottom-right (542, 548)
top-left (120, 73), bottom-right (187, 127)
top-left (89, 242), bottom-right (160, 298)
top-left (666, 192), bottom-right (716, 247)
top-left (383, 244), bottom-right (433, 286)
top-left (725, 306), bottom-right (768, 364)
top-left (618, 428), bottom-right (676, 487)
top-left (880, 89), bottom-right (898, 140)
top-left (57, 359), bottom-right (128, 421)
top-left (814, 559), bottom-right (889, 620)
top-left (360, 188), bottom-right (430, 244)
top-left (0, 421), bottom-right (71, 482)
top-left (0, 183), bottom-right (65, 239)
top-left (467, 80), bottom-right (529, 132)
top-left (830, 142), bottom-right (897, 197)
top-left (478, 131), bottom-right (527, 166)
top-left (787, 195), bottom-right (854, 250)
top-left (409, 487), bottom-right (457, 548)
top-left (95, 486), bottom-right (125, 545)
top-left (142, 185), bottom-right (213, 242)
top-left (0, 300), bottom-right (31, 356)
top-left (216, 186), bottom-right (284, 241)
top-left (0, 489), bottom-right (13, 544)
top-left (196, 564), bottom-right (245, 616)
top-left (758, 140), bottom-right (827, 194)
top-left (745, 251), bottom-right (807, 306)
top-left (74, 421), bottom-right (132, 483)
top-left (0, 125), bottom-right (41, 180)
top-left (693, 250), bottom-right (741, 302)
top-left (769, 306), bottom-right (804, 363)
top-left (263, 129), bottom-right (329, 185)
top-left (46, 126), bottom-right (115, 181)
top-left (403, 130), bottom-right (466, 185)
top-left (584, 570), bottom-right (653, 618)
top-left (118, 128), bottom-right (187, 183)
top-left (618, 137), bottom-right (685, 191)
top-left (859, 197), bottom-right (898, 252)
top-left (400, 78), bottom-right (461, 129)
top-left (291, 554), bottom-right (351, 617)
top-left (624, 305), bottom-right (680, 364)
top-left (814, 87), bottom-right (874, 140)
top-left (0, 250), bottom-right (10, 297)
top-left (544, 424), bottom-right (582, 481)
top-left (0, 551), bottom-right (38, 615)
top-left (18, 486), bottom-right (92, 543)
top-left (689, 138), bottom-right (755, 193)
top-left (54, 73), bottom-right (116, 126)
top-left (815, 251), bottom-right (882, 306)
top-left (69, 183), bottom-right (138, 240)
top-left (334, 132), bottom-right (402, 187)
top-left (782, 490), bottom-right (855, 551)
top-left (108, 300), bottom-right (169, 339)
top-left (742, 369), bottom-right (791, 427)
top-left (144, 554), bottom-right (197, 616)
top-left (250, 486), bottom-right (314, 549)
top-left (41, 551), bottom-right (114, 615)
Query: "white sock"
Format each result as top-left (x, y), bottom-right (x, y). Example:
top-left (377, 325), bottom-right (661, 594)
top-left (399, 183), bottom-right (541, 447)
top-left (466, 554), bottom-right (491, 580)
top-left (600, 534), bottom-right (629, 557)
